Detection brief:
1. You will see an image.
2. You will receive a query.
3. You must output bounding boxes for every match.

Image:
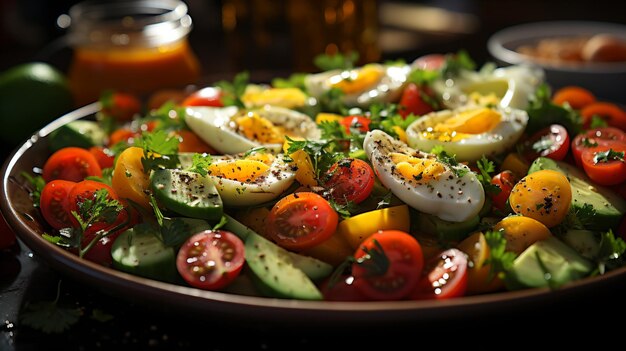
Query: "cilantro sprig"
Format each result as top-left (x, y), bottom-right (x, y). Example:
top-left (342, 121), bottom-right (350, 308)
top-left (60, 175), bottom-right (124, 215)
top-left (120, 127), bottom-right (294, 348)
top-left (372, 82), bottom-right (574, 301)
top-left (20, 281), bottom-right (81, 334)
top-left (284, 136), bottom-right (344, 178)
top-left (475, 155), bottom-right (501, 195)
top-left (313, 51), bottom-right (359, 71)
top-left (21, 172), bottom-right (46, 207)
top-left (135, 130), bottom-right (180, 172)
top-left (484, 229), bottom-right (517, 280)
top-left (216, 71), bottom-right (249, 108)
top-left (43, 188), bottom-right (128, 259)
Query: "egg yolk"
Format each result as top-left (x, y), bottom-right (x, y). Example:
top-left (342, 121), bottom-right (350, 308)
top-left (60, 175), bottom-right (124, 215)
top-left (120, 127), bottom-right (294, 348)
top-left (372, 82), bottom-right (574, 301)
top-left (241, 87), bottom-right (307, 109)
top-left (208, 159), bottom-right (270, 182)
top-left (423, 108), bottom-right (501, 142)
top-left (330, 65), bottom-right (384, 95)
top-left (390, 152), bottom-right (445, 181)
top-left (235, 112), bottom-right (285, 144)
top-left (243, 150), bottom-right (275, 165)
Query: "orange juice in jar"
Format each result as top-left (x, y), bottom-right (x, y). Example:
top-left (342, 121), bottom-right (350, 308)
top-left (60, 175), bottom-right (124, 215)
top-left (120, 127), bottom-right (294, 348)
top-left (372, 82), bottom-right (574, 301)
top-left (66, 0), bottom-right (201, 107)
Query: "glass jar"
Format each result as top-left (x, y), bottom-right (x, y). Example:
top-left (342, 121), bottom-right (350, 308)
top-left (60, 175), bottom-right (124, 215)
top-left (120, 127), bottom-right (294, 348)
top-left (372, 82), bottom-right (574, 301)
top-left (66, 0), bottom-right (201, 107)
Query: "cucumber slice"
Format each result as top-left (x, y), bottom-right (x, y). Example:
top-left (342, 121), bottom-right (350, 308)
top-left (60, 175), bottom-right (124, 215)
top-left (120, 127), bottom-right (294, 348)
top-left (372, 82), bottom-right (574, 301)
top-left (111, 228), bottom-right (178, 283)
top-left (151, 169), bottom-right (223, 221)
top-left (223, 214), bottom-right (333, 281)
top-left (49, 120), bottom-right (106, 151)
top-left (245, 232), bottom-right (323, 300)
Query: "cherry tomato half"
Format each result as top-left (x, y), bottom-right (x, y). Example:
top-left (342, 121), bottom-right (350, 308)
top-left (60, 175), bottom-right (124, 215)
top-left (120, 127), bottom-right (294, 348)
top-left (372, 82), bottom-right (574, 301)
top-left (352, 230), bottom-right (424, 301)
top-left (266, 192), bottom-right (338, 251)
top-left (490, 170), bottom-right (517, 212)
top-left (397, 83), bottom-right (436, 118)
top-left (42, 147), bottom-right (103, 182)
top-left (522, 124), bottom-right (570, 162)
top-left (322, 158), bottom-right (375, 205)
top-left (571, 127), bottom-right (626, 167)
top-left (39, 180), bottom-right (76, 230)
top-left (410, 248), bottom-right (468, 300)
top-left (581, 141), bottom-right (626, 186)
top-left (339, 115), bottom-right (371, 134)
top-left (176, 230), bottom-right (245, 290)
top-left (181, 87), bottom-right (224, 107)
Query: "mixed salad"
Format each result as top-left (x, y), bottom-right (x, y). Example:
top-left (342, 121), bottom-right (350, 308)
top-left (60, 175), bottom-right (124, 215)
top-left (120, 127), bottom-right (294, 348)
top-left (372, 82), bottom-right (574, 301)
top-left (22, 51), bottom-right (626, 302)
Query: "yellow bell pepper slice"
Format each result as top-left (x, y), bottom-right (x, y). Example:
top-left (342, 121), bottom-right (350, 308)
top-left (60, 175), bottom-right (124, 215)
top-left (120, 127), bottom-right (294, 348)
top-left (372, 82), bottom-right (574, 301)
top-left (336, 205), bottom-right (410, 249)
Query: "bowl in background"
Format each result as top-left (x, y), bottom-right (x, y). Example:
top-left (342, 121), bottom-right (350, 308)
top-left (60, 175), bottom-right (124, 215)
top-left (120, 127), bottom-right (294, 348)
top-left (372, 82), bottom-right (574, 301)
top-left (487, 21), bottom-right (626, 103)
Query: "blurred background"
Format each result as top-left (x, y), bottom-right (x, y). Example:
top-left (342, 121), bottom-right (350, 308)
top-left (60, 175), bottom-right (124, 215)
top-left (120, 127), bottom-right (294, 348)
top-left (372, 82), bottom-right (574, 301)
top-left (1, 0), bottom-right (623, 76)
top-left (0, 0), bottom-right (623, 153)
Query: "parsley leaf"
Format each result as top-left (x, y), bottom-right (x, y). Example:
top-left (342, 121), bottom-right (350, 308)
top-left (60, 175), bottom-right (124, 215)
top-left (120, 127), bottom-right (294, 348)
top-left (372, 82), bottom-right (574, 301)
top-left (593, 148), bottom-right (624, 163)
top-left (526, 84), bottom-right (583, 136)
top-left (595, 229), bottom-right (626, 274)
top-left (185, 153), bottom-right (212, 176)
top-left (284, 136), bottom-right (344, 178)
top-left (135, 130), bottom-right (180, 172)
top-left (20, 281), bottom-right (81, 334)
top-left (440, 50), bottom-right (476, 78)
top-left (20, 172), bottom-right (46, 207)
top-left (271, 72), bottom-right (307, 90)
top-left (484, 229), bottom-right (517, 280)
top-left (589, 115), bottom-right (609, 129)
top-left (216, 71), bottom-right (249, 108)
top-left (475, 155), bottom-right (501, 195)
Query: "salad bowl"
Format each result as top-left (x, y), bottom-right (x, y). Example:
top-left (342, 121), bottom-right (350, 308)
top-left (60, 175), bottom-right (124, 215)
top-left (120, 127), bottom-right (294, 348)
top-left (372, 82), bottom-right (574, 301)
top-left (2, 97), bottom-right (626, 327)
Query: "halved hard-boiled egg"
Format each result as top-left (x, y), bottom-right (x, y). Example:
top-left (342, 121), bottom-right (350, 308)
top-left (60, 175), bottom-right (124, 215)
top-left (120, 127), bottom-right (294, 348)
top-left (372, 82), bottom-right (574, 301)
top-left (304, 63), bottom-right (411, 107)
top-left (178, 151), bottom-right (295, 207)
top-left (185, 105), bottom-right (320, 155)
top-left (364, 130), bottom-right (484, 222)
top-left (405, 106), bottom-right (528, 162)
top-left (431, 64), bottom-right (544, 110)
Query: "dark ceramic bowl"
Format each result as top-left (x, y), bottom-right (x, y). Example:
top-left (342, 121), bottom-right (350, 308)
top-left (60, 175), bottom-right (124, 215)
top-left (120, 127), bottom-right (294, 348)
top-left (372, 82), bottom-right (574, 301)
top-left (2, 103), bottom-right (626, 326)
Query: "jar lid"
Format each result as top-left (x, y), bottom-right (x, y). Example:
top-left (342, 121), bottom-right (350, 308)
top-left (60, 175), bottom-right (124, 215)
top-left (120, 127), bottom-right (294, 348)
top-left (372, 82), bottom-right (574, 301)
top-left (66, 0), bottom-right (193, 47)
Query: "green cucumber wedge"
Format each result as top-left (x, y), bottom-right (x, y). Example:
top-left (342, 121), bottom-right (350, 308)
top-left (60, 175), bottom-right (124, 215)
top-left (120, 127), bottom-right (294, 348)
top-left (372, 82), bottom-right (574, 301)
top-left (111, 228), bottom-right (178, 283)
top-left (245, 232), bottom-right (323, 300)
top-left (151, 169), bottom-right (223, 221)
top-left (49, 120), bottom-right (106, 151)
top-left (223, 214), bottom-right (332, 281)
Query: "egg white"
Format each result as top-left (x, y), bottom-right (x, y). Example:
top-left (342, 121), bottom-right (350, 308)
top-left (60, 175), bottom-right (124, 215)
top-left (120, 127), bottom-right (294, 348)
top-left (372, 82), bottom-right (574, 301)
top-left (431, 64), bottom-right (545, 110)
top-left (205, 153), bottom-right (295, 207)
top-left (405, 106), bottom-right (528, 163)
top-left (364, 129), bottom-right (485, 222)
top-left (184, 106), bottom-right (320, 155)
top-left (304, 63), bottom-right (411, 108)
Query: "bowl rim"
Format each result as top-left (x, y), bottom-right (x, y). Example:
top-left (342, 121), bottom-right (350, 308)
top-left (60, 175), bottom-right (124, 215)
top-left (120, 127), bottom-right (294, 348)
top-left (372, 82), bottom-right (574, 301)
top-left (487, 20), bottom-right (626, 73)
top-left (2, 102), bottom-right (626, 324)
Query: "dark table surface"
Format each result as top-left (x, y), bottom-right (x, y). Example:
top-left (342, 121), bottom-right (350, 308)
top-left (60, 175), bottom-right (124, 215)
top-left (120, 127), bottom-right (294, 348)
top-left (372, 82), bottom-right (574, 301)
top-left (2, 1), bottom-right (626, 349)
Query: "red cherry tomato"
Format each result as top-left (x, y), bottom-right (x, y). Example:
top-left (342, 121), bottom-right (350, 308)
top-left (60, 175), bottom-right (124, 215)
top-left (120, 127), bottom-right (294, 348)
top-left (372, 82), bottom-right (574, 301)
top-left (176, 230), bottom-right (245, 290)
top-left (322, 158), bottom-right (375, 205)
top-left (68, 180), bottom-right (129, 265)
top-left (266, 192), bottom-right (338, 251)
top-left (101, 91), bottom-right (142, 122)
top-left (490, 170), bottom-right (517, 211)
top-left (397, 83), bottom-right (436, 118)
top-left (571, 127), bottom-right (626, 167)
top-left (319, 275), bottom-right (368, 301)
top-left (181, 87), bottom-right (224, 107)
top-left (522, 124), bottom-right (570, 162)
top-left (339, 115), bottom-right (371, 134)
top-left (411, 54), bottom-right (446, 71)
top-left (410, 248), bottom-right (468, 300)
top-left (352, 230), bottom-right (424, 301)
top-left (581, 141), bottom-right (626, 186)
top-left (39, 180), bottom-right (77, 230)
top-left (42, 147), bottom-right (103, 182)
top-left (89, 146), bottom-right (115, 169)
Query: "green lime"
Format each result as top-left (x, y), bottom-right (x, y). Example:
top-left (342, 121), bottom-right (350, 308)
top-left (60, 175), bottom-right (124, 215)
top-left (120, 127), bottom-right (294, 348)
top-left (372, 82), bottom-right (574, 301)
top-left (0, 62), bottom-right (74, 146)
